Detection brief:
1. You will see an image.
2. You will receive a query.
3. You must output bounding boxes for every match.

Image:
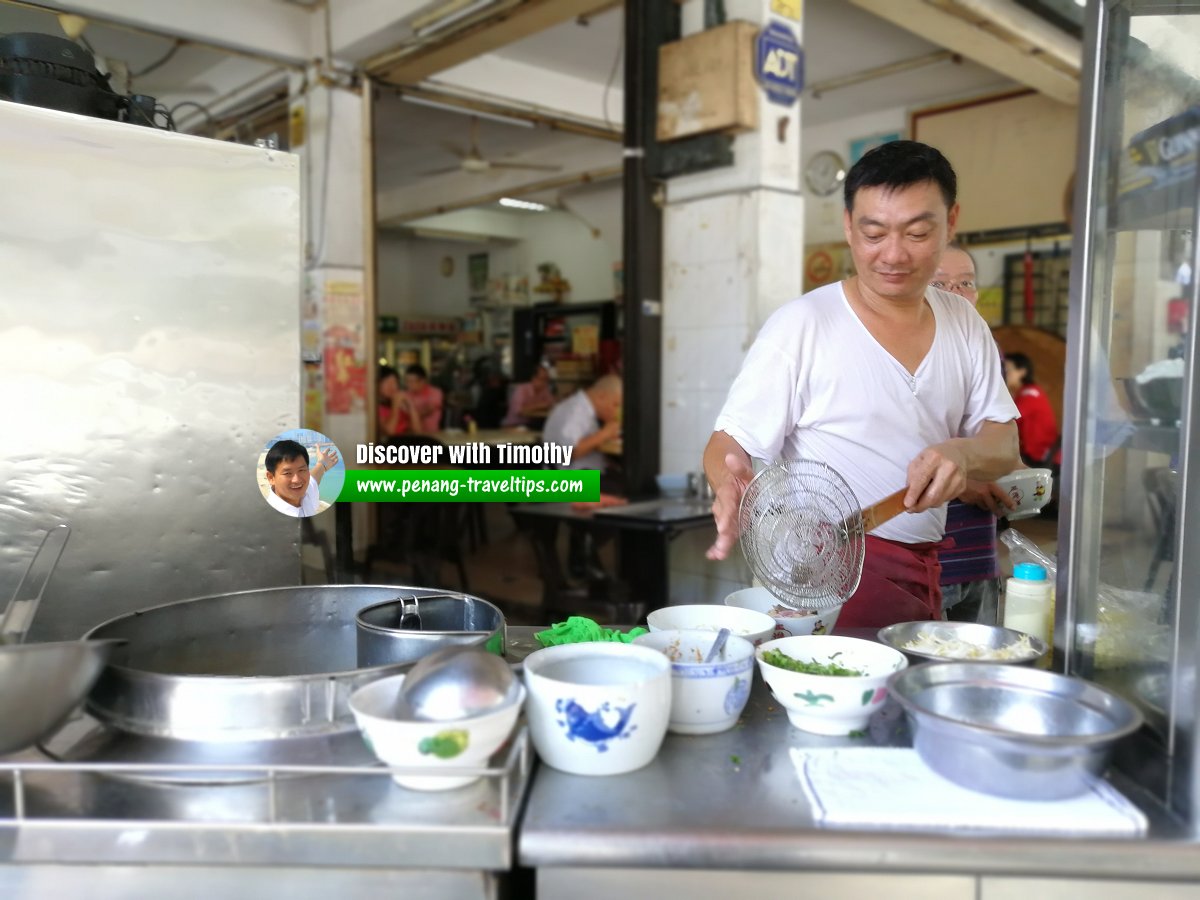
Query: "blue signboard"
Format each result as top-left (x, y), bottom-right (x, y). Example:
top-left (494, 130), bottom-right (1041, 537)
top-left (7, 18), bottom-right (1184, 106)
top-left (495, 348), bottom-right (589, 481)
top-left (756, 21), bottom-right (803, 107)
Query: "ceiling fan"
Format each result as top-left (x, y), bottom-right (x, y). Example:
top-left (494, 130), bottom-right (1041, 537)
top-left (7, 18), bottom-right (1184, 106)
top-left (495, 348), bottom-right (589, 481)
top-left (422, 116), bottom-right (563, 176)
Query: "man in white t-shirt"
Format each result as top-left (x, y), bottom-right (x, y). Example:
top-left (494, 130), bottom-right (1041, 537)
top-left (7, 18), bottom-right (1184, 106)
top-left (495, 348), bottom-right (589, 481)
top-left (542, 374), bottom-right (623, 577)
top-left (542, 375), bottom-right (622, 475)
top-left (265, 439), bottom-right (338, 518)
top-left (703, 141), bottom-right (1021, 628)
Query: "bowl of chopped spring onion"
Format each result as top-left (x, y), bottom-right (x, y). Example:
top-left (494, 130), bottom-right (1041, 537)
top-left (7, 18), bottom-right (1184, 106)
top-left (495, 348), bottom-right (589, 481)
top-left (755, 635), bottom-right (908, 735)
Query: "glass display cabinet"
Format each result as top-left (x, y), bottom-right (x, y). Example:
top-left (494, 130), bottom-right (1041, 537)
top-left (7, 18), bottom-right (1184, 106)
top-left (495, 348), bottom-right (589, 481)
top-left (1062, 0), bottom-right (1200, 832)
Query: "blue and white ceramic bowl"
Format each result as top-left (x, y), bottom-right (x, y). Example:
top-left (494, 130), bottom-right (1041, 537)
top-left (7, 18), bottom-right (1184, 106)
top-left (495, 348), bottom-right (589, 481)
top-left (634, 629), bottom-right (755, 735)
top-left (522, 642), bottom-right (671, 776)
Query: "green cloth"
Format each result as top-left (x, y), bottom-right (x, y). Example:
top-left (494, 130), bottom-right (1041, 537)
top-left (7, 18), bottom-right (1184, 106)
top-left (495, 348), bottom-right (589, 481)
top-left (534, 616), bottom-right (648, 647)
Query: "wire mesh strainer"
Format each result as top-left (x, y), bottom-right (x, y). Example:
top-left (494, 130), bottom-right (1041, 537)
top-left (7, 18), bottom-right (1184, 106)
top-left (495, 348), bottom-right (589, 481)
top-left (738, 459), bottom-right (891, 611)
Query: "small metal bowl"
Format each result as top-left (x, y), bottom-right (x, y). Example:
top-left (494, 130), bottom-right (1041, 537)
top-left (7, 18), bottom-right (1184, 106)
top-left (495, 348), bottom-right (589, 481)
top-left (888, 663), bottom-right (1143, 800)
top-left (355, 595), bottom-right (505, 668)
top-left (877, 621), bottom-right (1048, 666)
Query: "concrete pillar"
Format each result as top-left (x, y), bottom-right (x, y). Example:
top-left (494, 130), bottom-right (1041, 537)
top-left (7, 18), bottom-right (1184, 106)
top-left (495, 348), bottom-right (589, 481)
top-left (661, 1), bottom-right (804, 602)
top-left (290, 67), bottom-right (372, 567)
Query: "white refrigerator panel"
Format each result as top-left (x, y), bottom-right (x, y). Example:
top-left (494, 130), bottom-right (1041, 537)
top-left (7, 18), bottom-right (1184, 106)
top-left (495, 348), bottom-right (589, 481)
top-left (0, 100), bottom-right (304, 640)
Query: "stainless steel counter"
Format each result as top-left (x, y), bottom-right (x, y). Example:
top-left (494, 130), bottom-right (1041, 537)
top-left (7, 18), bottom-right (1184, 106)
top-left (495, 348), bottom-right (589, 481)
top-left (0, 634), bottom-right (538, 900)
top-left (5, 626), bottom-right (1198, 899)
top-left (516, 628), bottom-right (1200, 890)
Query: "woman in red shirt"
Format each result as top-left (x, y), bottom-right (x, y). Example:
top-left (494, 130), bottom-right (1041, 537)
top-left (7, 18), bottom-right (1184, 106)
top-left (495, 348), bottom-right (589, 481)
top-left (1004, 352), bottom-right (1060, 465)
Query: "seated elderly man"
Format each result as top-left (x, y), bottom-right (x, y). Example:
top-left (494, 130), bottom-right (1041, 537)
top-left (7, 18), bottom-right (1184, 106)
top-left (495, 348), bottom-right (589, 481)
top-left (542, 374), bottom-right (623, 577)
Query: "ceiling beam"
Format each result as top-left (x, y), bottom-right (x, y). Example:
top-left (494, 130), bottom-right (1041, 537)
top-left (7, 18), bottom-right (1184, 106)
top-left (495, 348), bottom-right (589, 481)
top-left (846, 0), bottom-right (1080, 105)
top-left (377, 133), bottom-right (621, 224)
top-left (34, 0), bottom-right (312, 65)
top-left (366, 0), bottom-right (618, 85)
top-left (379, 165), bottom-right (622, 226)
top-left (382, 83), bottom-right (622, 141)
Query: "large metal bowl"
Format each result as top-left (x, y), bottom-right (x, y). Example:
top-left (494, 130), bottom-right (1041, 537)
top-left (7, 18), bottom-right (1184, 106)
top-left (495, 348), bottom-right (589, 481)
top-left (878, 621), bottom-right (1048, 666)
top-left (888, 663), bottom-right (1143, 800)
top-left (0, 639), bottom-right (123, 755)
top-left (356, 595), bottom-right (506, 667)
top-left (82, 585), bottom-right (494, 743)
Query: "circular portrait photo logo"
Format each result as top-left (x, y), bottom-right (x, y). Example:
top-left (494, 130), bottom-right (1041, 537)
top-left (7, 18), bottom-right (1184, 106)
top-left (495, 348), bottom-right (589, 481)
top-left (257, 429), bottom-right (345, 518)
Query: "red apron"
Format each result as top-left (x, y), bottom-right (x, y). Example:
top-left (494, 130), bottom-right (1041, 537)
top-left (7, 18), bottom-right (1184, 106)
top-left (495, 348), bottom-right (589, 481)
top-left (836, 535), bottom-right (945, 629)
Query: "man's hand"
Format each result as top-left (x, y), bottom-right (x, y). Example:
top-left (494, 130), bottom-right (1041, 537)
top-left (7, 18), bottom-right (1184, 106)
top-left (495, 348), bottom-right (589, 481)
top-left (316, 444), bottom-right (339, 470)
top-left (958, 479), bottom-right (1016, 516)
top-left (312, 444), bottom-right (339, 483)
top-left (904, 442), bottom-right (969, 512)
top-left (597, 419), bottom-right (621, 442)
top-left (706, 452), bottom-right (754, 560)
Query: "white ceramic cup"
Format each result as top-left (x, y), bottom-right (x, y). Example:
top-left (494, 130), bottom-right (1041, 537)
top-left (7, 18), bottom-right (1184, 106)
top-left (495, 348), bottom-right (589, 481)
top-left (522, 642), bottom-right (671, 776)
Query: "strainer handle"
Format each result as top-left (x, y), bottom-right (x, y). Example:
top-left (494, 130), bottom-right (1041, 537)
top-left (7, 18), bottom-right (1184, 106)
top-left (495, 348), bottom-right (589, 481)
top-left (859, 488), bottom-right (909, 533)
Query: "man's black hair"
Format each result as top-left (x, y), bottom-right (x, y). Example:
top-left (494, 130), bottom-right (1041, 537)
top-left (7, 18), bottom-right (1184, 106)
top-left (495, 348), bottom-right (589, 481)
top-left (1006, 352), bottom-right (1035, 386)
top-left (405, 364), bottom-right (429, 380)
top-left (843, 140), bottom-right (957, 212)
top-left (266, 439), bottom-right (309, 474)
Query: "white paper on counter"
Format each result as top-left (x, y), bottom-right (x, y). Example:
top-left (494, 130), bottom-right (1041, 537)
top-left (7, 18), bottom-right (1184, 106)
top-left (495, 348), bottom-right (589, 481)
top-left (791, 747), bottom-right (1147, 837)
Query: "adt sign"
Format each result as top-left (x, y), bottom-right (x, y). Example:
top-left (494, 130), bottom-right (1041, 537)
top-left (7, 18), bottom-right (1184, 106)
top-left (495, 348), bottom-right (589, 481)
top-left (756, 21), bottom-right (803, 107)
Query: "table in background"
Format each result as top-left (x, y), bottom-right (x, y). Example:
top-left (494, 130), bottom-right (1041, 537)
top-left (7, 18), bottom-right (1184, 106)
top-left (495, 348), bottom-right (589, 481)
top-left (509, 497), bottom-right (714, 617)
top-left (433, 428), bottom-right (541, 448)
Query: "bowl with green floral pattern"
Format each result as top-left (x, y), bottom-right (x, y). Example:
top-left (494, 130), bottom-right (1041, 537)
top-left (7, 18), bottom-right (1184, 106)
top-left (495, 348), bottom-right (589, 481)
top-left (755, 635), bottom-right (907, 736)
top-left (350, 672), bottom-right (523, 791)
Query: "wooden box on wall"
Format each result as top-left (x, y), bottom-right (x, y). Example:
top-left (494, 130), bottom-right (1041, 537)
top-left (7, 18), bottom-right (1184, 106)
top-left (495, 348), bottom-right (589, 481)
top-left (657, 21), bottom-right (759, 143)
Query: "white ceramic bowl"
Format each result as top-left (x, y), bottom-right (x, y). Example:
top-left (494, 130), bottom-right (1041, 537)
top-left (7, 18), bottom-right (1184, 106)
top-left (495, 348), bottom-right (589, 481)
top-left (633, 629), bottom-right (755, 735)
top-left (995, 468), bottom-right (1054, 520)
top-left (755, 635), bottom-right (908, 736)
top-left (349, 673), bottom-right (523, 791)
top-left (646, 603), bottom-right (775, 647)
top-left (522, 643), bottom-right (670, 776)
top-left (724, 586), bottom-right (843, 639)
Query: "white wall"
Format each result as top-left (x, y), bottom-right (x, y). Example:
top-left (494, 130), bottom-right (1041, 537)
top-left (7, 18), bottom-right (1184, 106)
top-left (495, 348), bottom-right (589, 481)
top-left (801, 107), bottom-right (909, 245)
top-left (522, 199), bottom-right (621, 302)
top-left (377, 234), bottom-right (520, 318)
top-left (377, 182), bottom-right (622, 318)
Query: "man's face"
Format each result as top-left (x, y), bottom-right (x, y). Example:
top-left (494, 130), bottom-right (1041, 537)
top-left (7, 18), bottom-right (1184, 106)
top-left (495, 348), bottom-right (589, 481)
top-left (267, 455), bottom-right (310, 507)
top-left (532, 367), bottom-right (550, 388)
top-left (844, 180), bottom-right (959, 303)
top-left (595, 389), bottom-right (622, 423)
top-left (931, 247), bottom-right (978, 306)
top-left (405, 373), bottom-right (425, 393)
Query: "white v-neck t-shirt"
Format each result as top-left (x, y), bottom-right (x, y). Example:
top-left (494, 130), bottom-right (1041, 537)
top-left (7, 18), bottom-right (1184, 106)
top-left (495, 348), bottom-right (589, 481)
top-left (713, 281), bottom-right (1018, 544)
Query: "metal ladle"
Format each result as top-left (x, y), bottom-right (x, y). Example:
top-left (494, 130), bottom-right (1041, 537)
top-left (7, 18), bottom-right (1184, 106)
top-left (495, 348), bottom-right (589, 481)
top-left (1, 523), bottom-right (70, 644)
top-left (394, 645), bottom-right (516, 721)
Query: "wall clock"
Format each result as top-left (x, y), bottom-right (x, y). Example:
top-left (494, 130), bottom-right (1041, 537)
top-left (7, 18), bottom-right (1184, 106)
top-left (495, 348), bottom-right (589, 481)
top-left (805, 150), bottom-right (846, 197)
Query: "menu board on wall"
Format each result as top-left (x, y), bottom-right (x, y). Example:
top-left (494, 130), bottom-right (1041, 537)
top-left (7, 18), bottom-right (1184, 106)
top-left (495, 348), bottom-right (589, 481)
top-left (912, 90), bottom-right (1077, 235)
